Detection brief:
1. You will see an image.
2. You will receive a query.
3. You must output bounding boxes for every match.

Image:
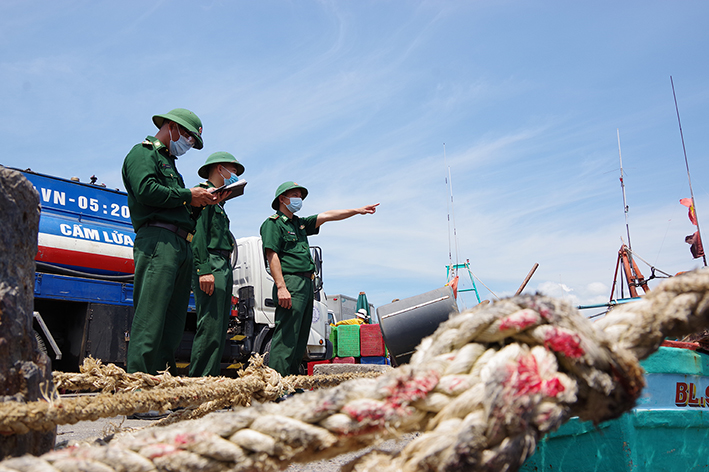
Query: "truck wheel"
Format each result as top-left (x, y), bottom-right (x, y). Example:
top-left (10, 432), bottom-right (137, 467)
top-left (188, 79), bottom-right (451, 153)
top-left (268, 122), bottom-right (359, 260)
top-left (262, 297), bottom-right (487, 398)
top-left (261, 338), bottom-right (272, 367)
top-left (325, 339), bottom-right (333, 360)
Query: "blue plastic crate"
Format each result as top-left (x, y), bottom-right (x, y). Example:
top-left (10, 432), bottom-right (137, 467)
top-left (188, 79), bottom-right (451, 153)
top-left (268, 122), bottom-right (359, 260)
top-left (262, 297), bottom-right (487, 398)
top-left (360, 356), bottom-right (387, 365)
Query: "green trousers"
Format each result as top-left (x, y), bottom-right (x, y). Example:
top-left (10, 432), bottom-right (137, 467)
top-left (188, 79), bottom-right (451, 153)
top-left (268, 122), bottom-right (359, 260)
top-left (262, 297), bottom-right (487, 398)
top-left (189, 253), bottom-right (233, 377)
top-left (269, 274), bottom-right (313, 376)
top-left (127, 226), bottom-right (192, 375)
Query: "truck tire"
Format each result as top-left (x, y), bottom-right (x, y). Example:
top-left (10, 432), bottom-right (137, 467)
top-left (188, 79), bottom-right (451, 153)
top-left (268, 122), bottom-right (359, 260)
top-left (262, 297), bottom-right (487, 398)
top-left (325, 339), bottom-right (333, 360)
top-left (261, 338), bottom-right (272, 367)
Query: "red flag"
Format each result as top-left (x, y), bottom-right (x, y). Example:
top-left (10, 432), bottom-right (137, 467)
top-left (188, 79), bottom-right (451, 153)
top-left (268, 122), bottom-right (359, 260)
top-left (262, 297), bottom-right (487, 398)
top-left (685, 231), bottom-right (704, 259)
top-left (449, 276), bottom-right (459, 299)
top-left (680, 198), bottom-right (698, 225)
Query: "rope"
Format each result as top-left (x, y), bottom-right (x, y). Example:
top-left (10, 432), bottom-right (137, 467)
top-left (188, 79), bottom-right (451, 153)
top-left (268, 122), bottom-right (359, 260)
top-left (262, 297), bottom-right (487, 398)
top-left (2, 269), bottom-right (709, 472)
top-left (52, 356), bottom-right (378, 396)
top-left (595, 268), bottom-right (709, 360)
top-left (0, 357), bottom-right (382, 434)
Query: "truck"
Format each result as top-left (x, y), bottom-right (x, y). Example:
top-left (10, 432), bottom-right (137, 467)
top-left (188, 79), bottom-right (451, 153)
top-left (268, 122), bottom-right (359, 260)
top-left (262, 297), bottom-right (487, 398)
top-left (230, 237), bottom-right (332, 367)
top-left (13, 167), bottom-right (331, 375)
top-left (326, 293), bottom-right (376, 324)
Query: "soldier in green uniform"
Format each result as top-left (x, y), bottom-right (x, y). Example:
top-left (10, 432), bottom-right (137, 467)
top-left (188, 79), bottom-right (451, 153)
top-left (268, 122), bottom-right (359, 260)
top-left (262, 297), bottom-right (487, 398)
top-left (122, 108), bottom-right (223, 376)
top-left (189, 152), bottom-right (245, 377)
top-left (260, 181), bottom-right (379, 377)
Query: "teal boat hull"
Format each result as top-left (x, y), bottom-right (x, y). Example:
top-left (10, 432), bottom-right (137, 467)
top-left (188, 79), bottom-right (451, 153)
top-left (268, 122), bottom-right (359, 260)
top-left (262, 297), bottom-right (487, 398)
top-left (521, 346), bottom-right (709, 471)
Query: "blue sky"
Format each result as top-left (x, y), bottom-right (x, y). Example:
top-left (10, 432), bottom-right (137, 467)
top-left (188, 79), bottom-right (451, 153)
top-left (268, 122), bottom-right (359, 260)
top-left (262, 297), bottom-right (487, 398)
top-left (3, 1), bottom-right (709, 312)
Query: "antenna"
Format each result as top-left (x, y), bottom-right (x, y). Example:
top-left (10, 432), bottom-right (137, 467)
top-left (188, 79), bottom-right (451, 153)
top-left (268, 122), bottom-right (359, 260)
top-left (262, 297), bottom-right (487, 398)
top-left (671, 76), bottom-right (707, 266)
top-left (443, 144), bottom-right (483, 306)
top-left (444, 144), bottom-right (453, 280)
top-left (612, 130), bottom-right (649, 300)
top-left (444, 144), bottom-right (460, 279)
top-left (617, 129), bottom-right (632, 251)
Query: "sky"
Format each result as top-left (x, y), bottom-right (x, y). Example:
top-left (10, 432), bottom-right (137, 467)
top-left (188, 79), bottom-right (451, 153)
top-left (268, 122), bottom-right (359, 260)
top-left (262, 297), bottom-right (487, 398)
top-left (2, 1), bottom-right (709, 314)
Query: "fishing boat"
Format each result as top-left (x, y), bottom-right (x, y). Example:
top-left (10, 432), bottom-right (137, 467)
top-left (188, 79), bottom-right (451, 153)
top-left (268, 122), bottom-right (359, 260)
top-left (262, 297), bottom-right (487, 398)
top-left (523, 89), bottom-right (709, 470)
top-left (577, 129), bottom-right (674, 318)
top-left (521, 211), bottom-right (708, 471)
top-left (524, 249), bottom-right (704, 470)
top-left (520, 341), bottom-right (709, 471)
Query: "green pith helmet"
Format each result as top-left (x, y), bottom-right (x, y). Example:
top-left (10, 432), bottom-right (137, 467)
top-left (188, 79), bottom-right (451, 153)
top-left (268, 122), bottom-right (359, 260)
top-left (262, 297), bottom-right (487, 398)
top-left (272, 181), bottom-right (308, 210)
top-left (152, 108), bottom-right (204, 149)
top-left (198, 152), bottom-right (245, 179)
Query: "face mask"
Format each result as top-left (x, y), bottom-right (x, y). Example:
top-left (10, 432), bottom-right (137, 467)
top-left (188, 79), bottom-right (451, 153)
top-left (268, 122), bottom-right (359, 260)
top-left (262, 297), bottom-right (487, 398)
top-left (286, 197), bottom-right (302, 213)
top-left (220, 167), bottom-right (239, 186)
top-left (168, 125), bottom-right (193, 157)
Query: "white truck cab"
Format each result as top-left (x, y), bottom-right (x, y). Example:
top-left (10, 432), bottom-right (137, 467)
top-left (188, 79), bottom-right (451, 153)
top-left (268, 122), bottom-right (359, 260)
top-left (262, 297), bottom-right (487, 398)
top-left (231, 236), bottom-right (332, 367)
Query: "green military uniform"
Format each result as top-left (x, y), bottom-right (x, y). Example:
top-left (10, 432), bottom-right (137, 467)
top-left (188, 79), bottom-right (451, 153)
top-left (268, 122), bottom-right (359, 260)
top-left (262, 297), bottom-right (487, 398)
top-left (260, 211), bottom-right (319, 376)
top-left (189, 180), bottom-right (236, 377)
top-left (122, 108), bottom-right (204, 375)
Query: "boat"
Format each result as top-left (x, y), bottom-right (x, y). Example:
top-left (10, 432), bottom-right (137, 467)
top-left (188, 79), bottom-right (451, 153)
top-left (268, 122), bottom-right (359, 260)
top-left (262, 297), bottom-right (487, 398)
top-left (520, 341), bottom-right (709, 471)
top-left (522, 124), bottom-right (709, 471)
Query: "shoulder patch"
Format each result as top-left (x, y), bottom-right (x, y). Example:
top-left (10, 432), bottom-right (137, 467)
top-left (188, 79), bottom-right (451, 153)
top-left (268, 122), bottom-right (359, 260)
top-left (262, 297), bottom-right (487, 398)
top-left (141, 140), bottom-right (154, 147)
top-left (269, 214), bottom-right (279, 220)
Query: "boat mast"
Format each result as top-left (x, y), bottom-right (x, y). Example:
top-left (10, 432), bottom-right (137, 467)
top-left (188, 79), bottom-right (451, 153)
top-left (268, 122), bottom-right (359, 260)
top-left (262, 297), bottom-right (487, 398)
top-left (671, 76), bottom-right (707, 266)
top-left (617, 129), bottom-right (632, 251)
top-left (611, 129), bottom-right (649, 301)
top-left (443, 145), bottom-right (482, 305)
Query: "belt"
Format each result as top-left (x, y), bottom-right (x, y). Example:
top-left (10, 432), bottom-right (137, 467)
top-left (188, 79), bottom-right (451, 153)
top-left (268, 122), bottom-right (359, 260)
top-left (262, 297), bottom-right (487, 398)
top-left (144, 222), bottom-right (194, 242)
top-left (290, 271), bottom-right (315, 280)
top-left (209, 249), bottom-right (232, 259)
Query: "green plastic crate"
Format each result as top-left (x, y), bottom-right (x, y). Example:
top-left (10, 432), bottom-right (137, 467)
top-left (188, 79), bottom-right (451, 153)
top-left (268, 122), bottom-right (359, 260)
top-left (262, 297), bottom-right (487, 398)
top-left (329, 326), bottom-right (338, 359)
top-left (336, 324), bottom-right (360, 357)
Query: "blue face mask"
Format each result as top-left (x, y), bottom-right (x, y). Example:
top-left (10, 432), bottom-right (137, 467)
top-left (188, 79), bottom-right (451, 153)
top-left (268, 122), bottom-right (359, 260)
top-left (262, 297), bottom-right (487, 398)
top-left (286, 197), bottom-right (303, 213)
top-left (220, 167), bottom-right (239, 186)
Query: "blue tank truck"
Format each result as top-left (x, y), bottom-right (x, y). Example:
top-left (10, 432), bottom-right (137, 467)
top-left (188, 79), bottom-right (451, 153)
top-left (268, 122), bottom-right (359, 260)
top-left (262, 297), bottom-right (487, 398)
top-left (12, 167), bottom-right (332, 375)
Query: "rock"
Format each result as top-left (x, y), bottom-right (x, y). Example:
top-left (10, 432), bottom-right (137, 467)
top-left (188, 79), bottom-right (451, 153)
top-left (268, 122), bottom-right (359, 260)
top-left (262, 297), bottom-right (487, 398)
top-left (0, 167), bottom-right (56, 458)
top-left (313, 364), bottom-right (392, 375)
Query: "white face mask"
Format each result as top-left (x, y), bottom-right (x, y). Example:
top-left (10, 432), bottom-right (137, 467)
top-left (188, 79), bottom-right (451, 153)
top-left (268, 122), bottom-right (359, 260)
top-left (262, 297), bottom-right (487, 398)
top-left (168, 125), bottom-right (193, 157)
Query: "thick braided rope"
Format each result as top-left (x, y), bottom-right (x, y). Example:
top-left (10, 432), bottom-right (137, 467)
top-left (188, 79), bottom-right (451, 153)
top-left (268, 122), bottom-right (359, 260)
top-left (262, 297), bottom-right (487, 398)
top-left (595, 268), bottom-right (709, 359)
top-left (52, 360), bottom-right (168, 393)
top-left (1, 269), bottom-right (707, 472)
top-left (0, 358), bottom-right (279, 435)
top-left (1, 358), bottom-right (381, 434)
top-left (52, 356), bottom-right (283, 395)
top-left (52, 357), bottom-right (381, 397)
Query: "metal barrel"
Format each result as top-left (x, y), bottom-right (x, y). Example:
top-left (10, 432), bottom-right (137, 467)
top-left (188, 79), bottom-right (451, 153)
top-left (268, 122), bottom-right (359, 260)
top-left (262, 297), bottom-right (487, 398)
top-left (377, 286), bottom-right (459, 365)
